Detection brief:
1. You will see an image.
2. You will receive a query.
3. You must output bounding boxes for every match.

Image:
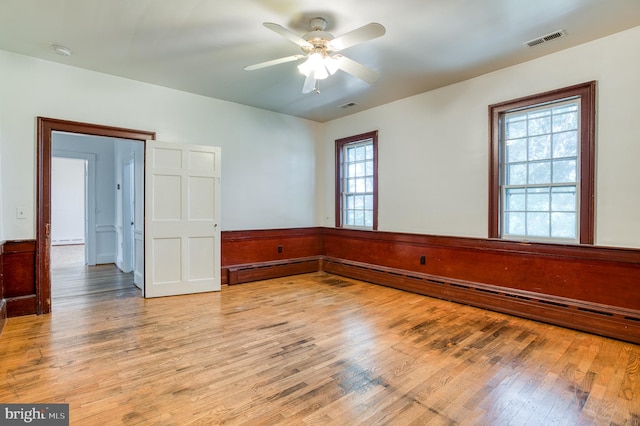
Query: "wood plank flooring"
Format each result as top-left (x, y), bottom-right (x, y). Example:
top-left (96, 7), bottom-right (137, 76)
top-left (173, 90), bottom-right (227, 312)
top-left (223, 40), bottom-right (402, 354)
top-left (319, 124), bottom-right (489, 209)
top-left (1, 267), bottom-right (639, 425)
top-left (50, 244), bottom-right (139, 307)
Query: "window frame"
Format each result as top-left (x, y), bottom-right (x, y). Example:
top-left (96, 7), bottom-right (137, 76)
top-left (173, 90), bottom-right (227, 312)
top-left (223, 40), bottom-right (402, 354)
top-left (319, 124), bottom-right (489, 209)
top-left (335, 130), bottom-right (378, 230)
top-left (489, 81), bottom-right (596, 244)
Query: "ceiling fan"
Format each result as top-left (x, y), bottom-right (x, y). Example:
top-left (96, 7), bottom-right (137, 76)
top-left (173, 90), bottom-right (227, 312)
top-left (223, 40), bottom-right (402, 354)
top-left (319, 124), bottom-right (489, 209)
top-left (244, 17), bottom-right (385, 94)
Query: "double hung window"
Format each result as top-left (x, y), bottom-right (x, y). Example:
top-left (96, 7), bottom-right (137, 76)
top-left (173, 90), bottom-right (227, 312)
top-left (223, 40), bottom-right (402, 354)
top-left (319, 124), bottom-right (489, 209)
top-left (489, 82), bottom-right (595, 244)
top-left (335, 131), bottom-right (378, 230)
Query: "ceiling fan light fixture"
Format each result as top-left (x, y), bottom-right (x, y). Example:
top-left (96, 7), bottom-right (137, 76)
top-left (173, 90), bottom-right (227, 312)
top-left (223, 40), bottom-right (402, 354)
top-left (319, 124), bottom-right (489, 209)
top-left (298, 52), bottom-right (329, 80)
top-left (324, 56), bottom-right (340, 75)
top-left (247, 18), bottom-right (385, 94)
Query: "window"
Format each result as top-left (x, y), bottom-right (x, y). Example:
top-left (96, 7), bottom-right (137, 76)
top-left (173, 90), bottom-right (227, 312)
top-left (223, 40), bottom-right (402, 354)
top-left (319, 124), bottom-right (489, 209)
top-left (335, 131), bottom-right (378, 229)
top-left (489, 82), bottom-right (595, 244)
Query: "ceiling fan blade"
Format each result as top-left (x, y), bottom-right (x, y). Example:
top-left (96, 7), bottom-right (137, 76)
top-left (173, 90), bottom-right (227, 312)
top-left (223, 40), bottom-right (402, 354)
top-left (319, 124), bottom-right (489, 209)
top-left (334, 55), bottom-right (379, 83)
top-left (328, 23), bottom-right (385, 51)
top-left (244, 54), bottom-right (305, 71)
top-left (302, 73), bottom-right (317, 94)
top-left (263, 22), bottom-right (312, 48)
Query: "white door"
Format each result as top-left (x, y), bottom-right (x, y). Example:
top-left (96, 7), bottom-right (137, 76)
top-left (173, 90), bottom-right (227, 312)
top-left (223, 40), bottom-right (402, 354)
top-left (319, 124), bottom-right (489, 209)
top-left (144, 141), bottom-right (221, 298)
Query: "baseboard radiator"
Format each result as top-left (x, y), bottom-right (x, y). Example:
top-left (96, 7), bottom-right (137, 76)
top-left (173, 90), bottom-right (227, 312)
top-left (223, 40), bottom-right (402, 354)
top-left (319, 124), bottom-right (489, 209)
top-left (321, 257), bottom-right (640, 345)
top-left (226, 256), bottom-right (321, 285)
top-left (224, 255), bottom-right (640, 344)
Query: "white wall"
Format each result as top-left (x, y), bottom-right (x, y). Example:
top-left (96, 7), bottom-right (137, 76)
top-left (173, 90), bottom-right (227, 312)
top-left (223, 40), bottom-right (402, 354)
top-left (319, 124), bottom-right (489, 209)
top-left (2, 26), bottom-right (639, 249)
top-left (51, 157), bottom-right (85, 245)
top-left (0, 49), bottom-right (321, 240)
top-left (320, 26), bottom-right (640, 249)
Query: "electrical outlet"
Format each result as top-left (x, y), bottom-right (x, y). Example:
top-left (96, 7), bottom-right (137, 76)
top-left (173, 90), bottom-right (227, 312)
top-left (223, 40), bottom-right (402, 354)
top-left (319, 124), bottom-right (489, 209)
top-left (277, 245), bottom-right (283, 253)
top-left (420, 255), bottom-right (426, 265)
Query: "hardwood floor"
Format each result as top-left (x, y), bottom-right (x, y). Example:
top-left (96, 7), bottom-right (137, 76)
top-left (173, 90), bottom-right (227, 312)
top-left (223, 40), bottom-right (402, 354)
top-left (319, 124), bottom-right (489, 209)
top-left (50, 244), bottom-right (140, 307)
top-left (1, 268), bottom-right (639, 425)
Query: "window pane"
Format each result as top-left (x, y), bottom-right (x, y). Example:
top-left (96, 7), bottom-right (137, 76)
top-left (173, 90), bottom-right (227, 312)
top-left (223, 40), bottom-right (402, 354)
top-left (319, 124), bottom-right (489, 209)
top-left (528, 135), bottom-right (551, 160)
top-left (364, 195), bottom-right (373, 209)
top-left (507, 164), bottom-right (527, 185)
top-left (355, 146), bottom-right (365, 161)
top-left (355, 178), bottom-right (365, 192)
top-left (528, 109), bottom-right (551, 119)
top-left (527, 187), bottom-right (550, 212)
top-left (551, 186), bottom-right (576, 211)
top-left (347, 178), bottom-right (356, 192)
top-left (552, 159), bottom-right (576, 183)
top-left (346, 210), bottom-right (354, 225)
top-left (528, 161), bottom-right (551, 184)
top-left (354, 210), bottom-right (364, 225)
top-left (365, 160), bottom-right (373, 175)
top-left (528, 116), bottom-right (551, 136)
top-left (346, 195), bottom-right (354, 209)
top-left (551, 212), bottom-right (576, 238)
top-left (553, 103), bottom-right (578, 114)
top-left (347, 147), bottom-right (356, 162)
top-left (527, 212), bottom-right (549, 237)
top-left (365, 144), bottom-right (373, 159)
top-left (355, 162), bottom-right (365, 177)
top-left (506, 117), bottom-right (527, 139)
top-left (505, 188), bottom-right (525, 211)
top-left (552, 112), bottom-right (578, 132)
top-left (364, 211), bottom-right (373, 227)
top-left (506, 139), bottom-right (526, 163)
top-left (347, 163), bottom-right (355, 177)
top-left (365, 177), bottom-right (374, 192)
top-left (552, 131), bottom-right (578, 158)
top-left (354, 195), bottom-right (364, 209)
top-left (505, 212), bottom-right (525, 235)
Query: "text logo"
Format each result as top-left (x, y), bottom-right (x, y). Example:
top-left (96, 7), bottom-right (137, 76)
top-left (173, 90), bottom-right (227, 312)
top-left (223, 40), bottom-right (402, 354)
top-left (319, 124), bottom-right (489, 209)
top-left (1, 404), bottom-right (69, 425)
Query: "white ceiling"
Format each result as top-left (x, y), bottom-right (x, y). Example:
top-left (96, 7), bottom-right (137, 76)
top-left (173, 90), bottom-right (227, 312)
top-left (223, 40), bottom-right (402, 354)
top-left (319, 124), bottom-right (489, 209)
top-left (1, 0), bottom-right (639, 122)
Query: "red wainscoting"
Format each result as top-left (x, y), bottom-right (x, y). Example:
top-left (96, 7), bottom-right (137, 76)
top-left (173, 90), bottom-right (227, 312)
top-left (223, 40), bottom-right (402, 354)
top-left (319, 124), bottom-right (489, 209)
top-left (221, 228), bottom-right (639, 344)
top-left (0, 243), bottom-right (5, 336)
top-left (320, 228), bottom-right (640, 344)
top-left (4, 228), bottom-right (639, 343)
top-left (2, 240), bottom-right (37, 317)
top-left (321, 228), bottom-right (639, 310)
top-left (222, 228), bottom-right (323, 285)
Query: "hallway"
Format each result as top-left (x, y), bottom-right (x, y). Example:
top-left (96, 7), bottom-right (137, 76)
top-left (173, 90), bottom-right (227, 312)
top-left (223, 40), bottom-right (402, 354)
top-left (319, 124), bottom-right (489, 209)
top-left (51, 244), bottom-right (139, 308)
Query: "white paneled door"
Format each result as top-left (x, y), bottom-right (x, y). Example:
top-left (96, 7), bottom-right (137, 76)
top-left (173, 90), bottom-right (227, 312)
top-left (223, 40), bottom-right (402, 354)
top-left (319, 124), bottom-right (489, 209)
top-left (144, 141), bottom-right (221, 298)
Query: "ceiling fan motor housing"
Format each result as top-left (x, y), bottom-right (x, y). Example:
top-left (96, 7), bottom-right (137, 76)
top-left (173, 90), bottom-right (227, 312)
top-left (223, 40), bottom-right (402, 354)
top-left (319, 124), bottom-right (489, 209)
top-left (309, 17), bottom-right (327, 31)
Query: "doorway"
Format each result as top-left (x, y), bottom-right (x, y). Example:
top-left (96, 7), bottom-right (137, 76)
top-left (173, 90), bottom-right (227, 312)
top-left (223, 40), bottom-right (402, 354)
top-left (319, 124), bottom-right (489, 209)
top-left (122, 157), bottom-right (136, 273)
top-left (51, 157), bottom-right (86, 249)
top-left (51, 156), bottom-right (87, 281)
top-left (36, 117), bottom-right (156, 314)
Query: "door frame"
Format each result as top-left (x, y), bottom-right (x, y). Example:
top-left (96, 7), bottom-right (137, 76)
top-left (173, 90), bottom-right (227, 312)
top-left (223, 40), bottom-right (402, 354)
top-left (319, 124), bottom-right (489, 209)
top-left (36, 117), bottom-right (155, 314)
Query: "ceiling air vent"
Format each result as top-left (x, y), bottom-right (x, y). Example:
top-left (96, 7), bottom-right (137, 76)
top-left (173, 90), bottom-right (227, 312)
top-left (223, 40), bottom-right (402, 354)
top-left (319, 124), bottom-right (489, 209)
top-left (340, 102), bottom-right (358, 109)
top-left (524, 29), bottom-right (567, 47)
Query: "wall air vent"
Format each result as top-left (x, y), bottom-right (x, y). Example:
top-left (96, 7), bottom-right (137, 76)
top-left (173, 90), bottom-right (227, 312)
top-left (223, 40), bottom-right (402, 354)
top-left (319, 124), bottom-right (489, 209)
top-left (524, 29), bottom-right (567, 47)
top-left (339, 102), bottom-right (358, 109)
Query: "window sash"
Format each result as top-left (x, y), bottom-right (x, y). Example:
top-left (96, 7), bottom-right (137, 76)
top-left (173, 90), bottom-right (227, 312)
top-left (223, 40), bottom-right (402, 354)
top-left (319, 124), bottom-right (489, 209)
top-left (499, 99), bottom-right (580, 242)
top-left (501, 183), bottom-right (580, 241)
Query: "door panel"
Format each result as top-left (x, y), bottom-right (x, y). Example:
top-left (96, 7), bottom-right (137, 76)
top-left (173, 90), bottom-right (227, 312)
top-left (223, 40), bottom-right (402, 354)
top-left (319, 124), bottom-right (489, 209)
top-left (145, 141), bottom-right (221, 298)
